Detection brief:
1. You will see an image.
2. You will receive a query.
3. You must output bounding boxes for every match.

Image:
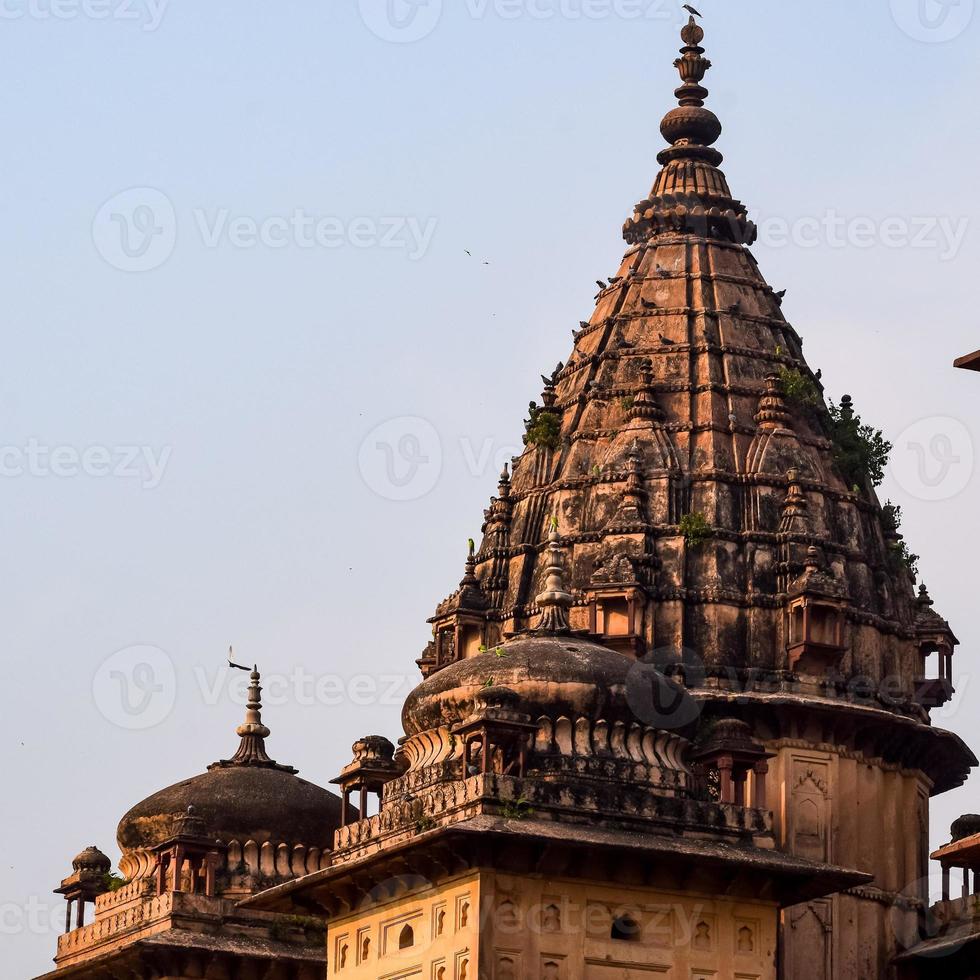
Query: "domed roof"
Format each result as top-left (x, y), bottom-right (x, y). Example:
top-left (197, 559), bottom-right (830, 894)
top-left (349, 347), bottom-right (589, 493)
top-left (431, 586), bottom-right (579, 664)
top-left (117, 667), bottom-right (343, 856)
top-left (117, 765), bottom-right (342, 853)
top-left (403, 633), bottom-right (638, 736)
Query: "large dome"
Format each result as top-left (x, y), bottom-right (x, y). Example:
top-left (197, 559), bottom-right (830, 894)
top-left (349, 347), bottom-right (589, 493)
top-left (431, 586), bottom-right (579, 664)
top-left (117, 667), bottom-right (343, 871)
top-left (403, 634), bottom-right (640, 736)
top-left (117, 764), bottom-right (342, 854)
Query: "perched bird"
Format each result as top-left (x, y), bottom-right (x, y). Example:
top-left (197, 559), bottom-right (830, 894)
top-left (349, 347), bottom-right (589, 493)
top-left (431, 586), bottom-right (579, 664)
top-left (659, 333), bottom-right (675, 345)
top-left (815, 369), bottom-right (823, 381)
top-left (607, 276), bottom-right (622, 285)
top-left (683, 4), bottom-right (702, 16)
top-left (227, 647), bottom-right (252, 672)
top-left (774, 288), bottom-right (787, 299)
top-left (596, 279), bottom-right (608, 290)
top-left (641, 298), bottom-right (658, 309)
top-left (728, 301), bottom-right (741, 314)
top-left (580, 321), bottom-right (590, 330)
top-left (656, 265), bottom-right (671, 279)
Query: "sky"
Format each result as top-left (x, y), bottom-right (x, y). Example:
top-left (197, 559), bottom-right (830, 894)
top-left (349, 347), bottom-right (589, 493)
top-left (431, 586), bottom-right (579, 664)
top-left (2, 0), bottom-right (979, 975)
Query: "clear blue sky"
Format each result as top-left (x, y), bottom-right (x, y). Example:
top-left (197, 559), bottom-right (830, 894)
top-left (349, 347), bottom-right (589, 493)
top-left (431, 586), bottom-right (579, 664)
top-left (2, 1), bottom-right (978, 974)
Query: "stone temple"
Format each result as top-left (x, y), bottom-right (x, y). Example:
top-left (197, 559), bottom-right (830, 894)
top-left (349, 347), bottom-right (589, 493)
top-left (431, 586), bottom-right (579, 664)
top-left (40, 15), bottom-right (980, 980)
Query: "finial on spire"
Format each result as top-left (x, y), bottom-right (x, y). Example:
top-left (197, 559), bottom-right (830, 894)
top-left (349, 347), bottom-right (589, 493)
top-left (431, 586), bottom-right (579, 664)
top-left (624, 7), bottom-right (755, 247)
top-left (755, 373), bottom-right (791, 429)
top-left (209, 657), bottom-right (296, 773)
top-left (535, 521), bottom-right (573, 634)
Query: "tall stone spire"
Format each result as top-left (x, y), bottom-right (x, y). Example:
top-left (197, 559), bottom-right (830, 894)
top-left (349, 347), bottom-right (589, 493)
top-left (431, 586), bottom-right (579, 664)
top-left (210, 664), bottom-right (297, 773)
top-left (624, 15), bottom-right (755, 246)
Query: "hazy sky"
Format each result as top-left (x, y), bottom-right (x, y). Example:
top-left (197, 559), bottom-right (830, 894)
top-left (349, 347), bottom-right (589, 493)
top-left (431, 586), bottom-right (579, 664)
top-left (2, 1), bottom-right (978, 975)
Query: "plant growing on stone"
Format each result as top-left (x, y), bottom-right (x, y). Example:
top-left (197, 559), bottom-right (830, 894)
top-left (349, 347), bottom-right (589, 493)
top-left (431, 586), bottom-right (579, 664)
top-left (501, 795), bottom-right (533, 820)
top-left (679, 511), bottom-right (712, 548)
top-left (524, 406), bottom-right (561, 450)
top-left (825, 395), bottom-right (891, 489)
top-left (881, 501), bottom-right (920, 579)
top-left (778, 366), bottom-right (821, 408)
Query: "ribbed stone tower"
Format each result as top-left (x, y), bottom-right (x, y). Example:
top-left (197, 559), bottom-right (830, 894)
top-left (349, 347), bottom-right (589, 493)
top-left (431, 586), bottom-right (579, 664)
top-left (418, 16), bottom-right (975, 979)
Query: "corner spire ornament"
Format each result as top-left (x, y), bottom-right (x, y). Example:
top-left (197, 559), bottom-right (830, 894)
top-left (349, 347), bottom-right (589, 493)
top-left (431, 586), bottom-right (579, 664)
top-left (534, 520), bottom-right (574, 634)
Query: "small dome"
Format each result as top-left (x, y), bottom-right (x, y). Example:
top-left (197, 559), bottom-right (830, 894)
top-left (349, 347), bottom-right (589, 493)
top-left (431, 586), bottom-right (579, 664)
top-left (117, 765), bottom-right (343, 854)
top-left (72, 846), bottom-right (111, 874)
top-left (403, 634), bottom-right (639, 736)
top-left (951, 814), bottom-right (980, 842)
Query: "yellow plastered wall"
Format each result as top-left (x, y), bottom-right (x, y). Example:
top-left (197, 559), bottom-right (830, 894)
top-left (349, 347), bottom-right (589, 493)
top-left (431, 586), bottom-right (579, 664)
top-left (328, 873), bottom-right (479, 980)
top-left (326, 868), bottom-right (777, 980)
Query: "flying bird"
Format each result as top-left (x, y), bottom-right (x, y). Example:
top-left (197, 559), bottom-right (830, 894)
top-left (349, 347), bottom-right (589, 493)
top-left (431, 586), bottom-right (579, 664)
top-left (227, 647), bottom-right (253, 672)
top-left (464, 249), bottom-right (471, 256)
top-left (683, 4), bottom-right (702, 17)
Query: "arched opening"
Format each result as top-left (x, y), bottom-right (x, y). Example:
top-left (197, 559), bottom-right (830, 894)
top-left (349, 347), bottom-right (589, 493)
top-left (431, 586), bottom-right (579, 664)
top-left (361, 936), bottom-right (370, 961)
top-left (459, 901), bottom-right (469, 928)
top-left (611, 913), bottom-right (641, 942)
top-left (398, 924), bottom-right (414, 950)
top-left (435, 908), bottom-right (445, 936)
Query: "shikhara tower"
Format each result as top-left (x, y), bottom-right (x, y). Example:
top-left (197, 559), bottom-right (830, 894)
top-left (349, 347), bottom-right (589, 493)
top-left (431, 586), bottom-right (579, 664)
top-left (42, 15), bottom-right (976, 980)
top-left (416, 14), bottom-right (974, 978)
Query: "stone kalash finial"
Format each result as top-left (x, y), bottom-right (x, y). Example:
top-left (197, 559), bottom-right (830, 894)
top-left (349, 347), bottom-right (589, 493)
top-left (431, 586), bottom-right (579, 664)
top-left (629, 359), bottom-right (666, 423)
top-left (755, 374), bottom-right (792, 430)
top-left (453, 538), bottom-right (490, 613)
top-left (624, 14), bottom-right (756, 246)
top-left (209, 658), bottom-right (297, 773)
top-left (613, 440), bottom-right (648, 524)
top-left (534, 521), bottom-right (574, 634)
top-left (779, 468), bottom-right (809, 535)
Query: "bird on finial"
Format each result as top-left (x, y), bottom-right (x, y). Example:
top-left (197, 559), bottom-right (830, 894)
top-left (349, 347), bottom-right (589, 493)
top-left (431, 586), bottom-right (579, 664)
top-left (683, 4), bottom-right (702, 16)
top-left (228, 646), bottom-right (254, 673)
top-left (467, 537), bottom-right (475, 556)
